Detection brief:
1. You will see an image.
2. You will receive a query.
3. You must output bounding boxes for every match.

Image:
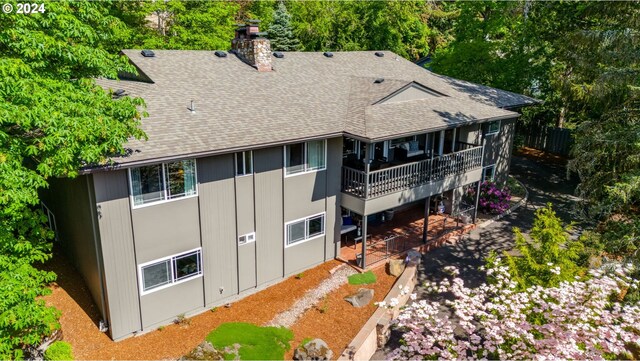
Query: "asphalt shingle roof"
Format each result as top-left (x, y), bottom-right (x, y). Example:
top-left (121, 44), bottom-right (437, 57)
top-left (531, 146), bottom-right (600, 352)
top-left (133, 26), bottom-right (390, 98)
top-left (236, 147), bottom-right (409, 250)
top-left (95, 50), bottom-right (536, 167)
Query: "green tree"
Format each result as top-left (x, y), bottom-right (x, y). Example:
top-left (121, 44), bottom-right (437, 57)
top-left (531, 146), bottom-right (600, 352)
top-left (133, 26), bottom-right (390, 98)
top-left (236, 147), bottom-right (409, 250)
top-left (0, 2), bottom-right (145, 358)
top-left (501, 204), bottom-right (585, 289)
top-left (267, 2), bottom-right (300, 51)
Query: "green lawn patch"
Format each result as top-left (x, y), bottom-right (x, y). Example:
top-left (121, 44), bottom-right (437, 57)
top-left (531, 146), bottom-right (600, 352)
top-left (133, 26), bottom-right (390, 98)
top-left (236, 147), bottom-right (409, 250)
top-left (206, 322), bottom-right (293, 360)
top-left (348, 271), bottom-right (377, 285)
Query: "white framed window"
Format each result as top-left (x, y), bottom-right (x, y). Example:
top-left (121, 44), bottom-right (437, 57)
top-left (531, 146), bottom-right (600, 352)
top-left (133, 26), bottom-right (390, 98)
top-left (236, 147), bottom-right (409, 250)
top-left (139, 248), bottom-right (202, 295)
top-left (482, 165), bottom-right (496, 182)
top-left (236, 151), bottom-right (253, 176)
top-left (284, 140), bottom-right (326, 176)
top-left (238, 232), bottom-right (256, 246)
top-left (129, 159), bottom-right (197, 208)
top-left (285, 212), bottom-right (326, 247)
top-left (484, 120), bottom-right (501, 136)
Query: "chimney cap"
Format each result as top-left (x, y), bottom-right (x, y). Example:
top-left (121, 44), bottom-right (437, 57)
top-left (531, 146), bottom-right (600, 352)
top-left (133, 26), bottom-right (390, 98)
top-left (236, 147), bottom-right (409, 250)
top-left (323, 52), bottom-right (334, 58)
top-left (234, 23), bottom-right (246, 27)
top-left (246, 19), bottom-right (261, 24)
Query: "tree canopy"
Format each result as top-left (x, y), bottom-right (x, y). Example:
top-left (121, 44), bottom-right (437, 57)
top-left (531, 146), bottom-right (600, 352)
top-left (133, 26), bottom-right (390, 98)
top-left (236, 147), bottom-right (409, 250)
top-left (0, 2), bottom-right (145, 357)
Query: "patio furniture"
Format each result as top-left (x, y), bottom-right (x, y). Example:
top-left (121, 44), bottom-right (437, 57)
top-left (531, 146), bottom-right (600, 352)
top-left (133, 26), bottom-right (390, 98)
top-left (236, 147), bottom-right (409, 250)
top-left (353, 234), bottom-right (372, 249)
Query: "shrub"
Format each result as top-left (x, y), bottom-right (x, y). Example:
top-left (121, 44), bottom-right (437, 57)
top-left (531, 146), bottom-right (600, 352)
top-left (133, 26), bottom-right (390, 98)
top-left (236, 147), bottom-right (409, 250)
top-left (44, 341), bottom-right (73, 361)
top-left (469, 181), bottom-right (511, 214)
top-left (388, 261), bottom-right (640, 360)
top-left (348, 271), bottom-right (377, 285)
top-left (206, 322), bottom-right (293, 360)
top-left (502, 204), bottom-right (586, 289)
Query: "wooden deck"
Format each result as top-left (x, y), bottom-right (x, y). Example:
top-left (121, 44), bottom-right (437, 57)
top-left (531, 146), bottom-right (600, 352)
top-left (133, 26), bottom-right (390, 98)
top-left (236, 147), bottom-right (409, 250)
top-left (339, 205), bottom-right (475, 268)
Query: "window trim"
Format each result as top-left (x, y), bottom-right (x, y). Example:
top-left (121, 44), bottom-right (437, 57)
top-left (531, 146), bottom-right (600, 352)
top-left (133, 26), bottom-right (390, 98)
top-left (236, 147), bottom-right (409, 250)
top-left (238, 231), bottom-right (256, 246)
top-left (284, 212), bottom-right (326, 248)
top-left (128, 159), bottom-right (199, 209)
top-left (482, 165), bottom-right (496, 182)
top-left (235, 151), bottom-right (254, 177)
top-left (484, 120), bottom-right (501, 136)
top-left (284, 140), bottom-right (327, 177)
top-left (138, 247), bottom-right (203, 296)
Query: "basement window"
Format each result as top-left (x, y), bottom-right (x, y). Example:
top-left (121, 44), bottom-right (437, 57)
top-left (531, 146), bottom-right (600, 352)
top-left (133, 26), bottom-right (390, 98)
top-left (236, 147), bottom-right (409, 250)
top-left (129, 159), bottom-right (197, 208)
top-left (139, 248), bottom-right (202, 295)
top-left (284, 140), bottom-right (326, 176)
top-left (285, 213), bottom-right (325, 247)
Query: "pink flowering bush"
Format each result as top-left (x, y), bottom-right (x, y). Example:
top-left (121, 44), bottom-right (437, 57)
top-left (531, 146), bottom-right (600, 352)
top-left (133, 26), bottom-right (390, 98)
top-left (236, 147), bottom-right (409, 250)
top-left (387, 260), bottom-right (640, 360)
top-left (470, 181), bottom-right (511, 214)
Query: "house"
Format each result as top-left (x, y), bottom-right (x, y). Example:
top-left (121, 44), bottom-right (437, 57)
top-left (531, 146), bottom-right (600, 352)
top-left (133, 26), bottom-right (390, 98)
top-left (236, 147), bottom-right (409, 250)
top-left (41, 22), bottom-right (537, 341)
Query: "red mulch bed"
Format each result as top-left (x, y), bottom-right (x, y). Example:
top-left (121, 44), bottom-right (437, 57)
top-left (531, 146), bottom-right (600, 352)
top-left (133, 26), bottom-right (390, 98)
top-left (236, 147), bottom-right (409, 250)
top-left (43, 251), bottom-right (398, 360)
top-left (514, 146), bottom-right (568, 165)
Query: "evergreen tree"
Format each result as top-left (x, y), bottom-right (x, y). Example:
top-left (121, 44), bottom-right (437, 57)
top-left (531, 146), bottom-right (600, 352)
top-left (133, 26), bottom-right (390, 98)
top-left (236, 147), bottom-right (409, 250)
top-left (267, 2), bottom-right (300, 51)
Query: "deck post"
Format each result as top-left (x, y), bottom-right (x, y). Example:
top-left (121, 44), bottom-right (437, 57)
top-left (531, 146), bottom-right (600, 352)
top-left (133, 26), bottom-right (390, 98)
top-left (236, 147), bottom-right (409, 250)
top-left (422, 196), bottom-right (430, 243)
top-left (473, 180), bottom-right (481, 222)
top-left (361, 216), bottom-right (368, 268)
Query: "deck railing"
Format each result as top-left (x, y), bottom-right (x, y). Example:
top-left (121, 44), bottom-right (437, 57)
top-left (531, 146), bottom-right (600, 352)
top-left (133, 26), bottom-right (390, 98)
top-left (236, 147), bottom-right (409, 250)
top-left (342, 145), bottom-right (483, 199)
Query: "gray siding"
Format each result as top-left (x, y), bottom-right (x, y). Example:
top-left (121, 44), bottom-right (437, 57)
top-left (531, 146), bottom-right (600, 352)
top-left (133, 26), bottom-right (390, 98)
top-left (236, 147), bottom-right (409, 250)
top-left (93, 170), bottom-right (142, 340)
top-left (131, 196), bottom-right (203, 328)
top-left (43, 176), bottom-right (105, 323)
top-left (236, 173), bottom-right (256, 291)
top-left (254, 147), bottom-right (284, 285)
top-left (198, 155), bottom-right (240, 306)
top-left (483, 118), bottom-right (516, 184)
top-left (325, 137), bottom-right (342, 260)
top-left (283, 171), bottom-right (326, 276)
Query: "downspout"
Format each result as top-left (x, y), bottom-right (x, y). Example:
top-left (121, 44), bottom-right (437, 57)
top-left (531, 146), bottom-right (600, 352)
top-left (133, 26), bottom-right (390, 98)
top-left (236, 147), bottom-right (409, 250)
top-left (87, 175), bottom-right (109, 331)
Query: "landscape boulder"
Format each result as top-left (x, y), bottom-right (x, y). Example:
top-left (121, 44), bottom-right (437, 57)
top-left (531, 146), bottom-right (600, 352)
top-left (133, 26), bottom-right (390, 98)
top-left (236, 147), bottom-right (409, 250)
top-left (181, 341), bottom-right (225, 361)
top-left (344, 288), bottom-right (374, 308)
top-left (294, 338), bottom-right (333, 360)
top-left (388, 259), bottom-right (405, 277)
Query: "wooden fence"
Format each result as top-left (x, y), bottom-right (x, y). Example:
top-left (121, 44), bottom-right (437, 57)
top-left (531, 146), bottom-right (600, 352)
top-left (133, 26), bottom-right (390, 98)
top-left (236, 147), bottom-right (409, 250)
top-left (518, 125), bottom-right (573, 156)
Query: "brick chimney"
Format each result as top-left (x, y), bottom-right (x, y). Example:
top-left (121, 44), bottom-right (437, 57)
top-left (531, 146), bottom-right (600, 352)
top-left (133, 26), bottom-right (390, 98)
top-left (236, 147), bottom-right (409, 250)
top-left (231, 20), bottom-right (272, 72)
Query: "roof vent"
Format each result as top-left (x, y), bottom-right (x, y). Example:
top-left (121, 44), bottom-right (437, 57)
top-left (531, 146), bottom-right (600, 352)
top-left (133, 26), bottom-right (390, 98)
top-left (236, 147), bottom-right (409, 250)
top-left (273, 52), bottom-right (284, 58)
top-left (374, 78), bottom-right (385, 84)
top-left (141, 49), bottom-right (155, 58)
top-left (323, 52), bottom-right (333, 58)
top-left (214, 50), bottom-right (227, 58)
top-left (375, 52), bottom-right (384, 57)
top-left (113, 89), bottom-right (127, 98)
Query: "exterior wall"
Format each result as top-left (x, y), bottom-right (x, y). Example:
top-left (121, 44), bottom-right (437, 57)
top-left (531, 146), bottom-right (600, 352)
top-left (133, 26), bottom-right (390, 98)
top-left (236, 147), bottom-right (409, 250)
top-left (254, 146), bottom-right (285, 284)
top-left (93, 170), bottom-right (143, 340)
top-left (457, 124), bottom-right (482, 145)
top-left (131, 196), bottom-right (203, 328)
top-left (197, 154), bottom-right (239, 306)
top-left (43, 176), bottom-right (106, 325)
top-left (483, 118), bottom-right (517, 184)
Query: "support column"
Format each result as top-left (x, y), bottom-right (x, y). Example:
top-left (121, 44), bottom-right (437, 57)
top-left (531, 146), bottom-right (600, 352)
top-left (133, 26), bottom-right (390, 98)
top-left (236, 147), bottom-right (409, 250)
top-left (361, 216), bottom-right (368, 268)
top-left (451, 128), bottom-right (457, 151)
top-left (438, 130), bottom-right (445, 155)
top-left (473, 180), bottom-right (481, 222)
top-left (422, 196), bottom-right (431, 243)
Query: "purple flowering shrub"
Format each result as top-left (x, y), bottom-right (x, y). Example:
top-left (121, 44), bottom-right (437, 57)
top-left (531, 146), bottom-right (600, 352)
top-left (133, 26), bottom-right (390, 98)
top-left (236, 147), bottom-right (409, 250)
top-left (387, 261), bottom-right (640, 360)
top-left (470, 181), bottom-right (511, 214)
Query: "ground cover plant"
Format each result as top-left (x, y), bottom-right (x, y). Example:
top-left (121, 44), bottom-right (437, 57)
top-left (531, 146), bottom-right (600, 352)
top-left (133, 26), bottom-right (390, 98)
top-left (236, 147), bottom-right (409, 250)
top-left (43, 341), bottom-right (73, 361)
top-left (206, 322), bottom-right (292, 360)
top-left (348, 271), bottom-right (377, 285)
